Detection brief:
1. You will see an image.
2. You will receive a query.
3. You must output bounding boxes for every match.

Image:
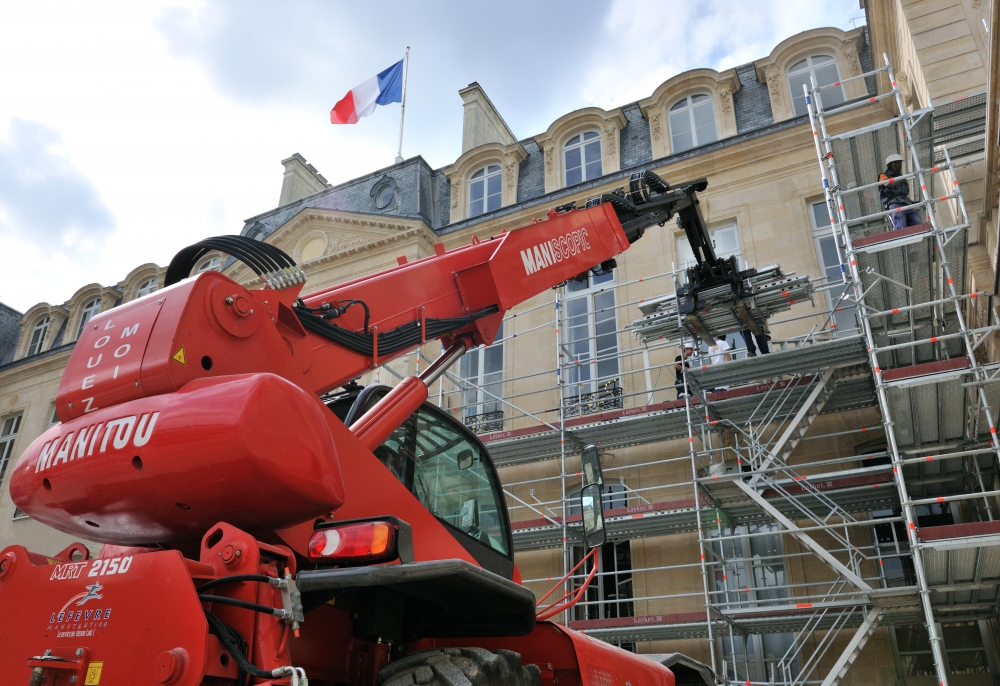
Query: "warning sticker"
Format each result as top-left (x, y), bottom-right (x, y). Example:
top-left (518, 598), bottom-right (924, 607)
top-left (171, 347), bottom-right (186, 365)
top-left (85, 661), bottom-right (104, 685)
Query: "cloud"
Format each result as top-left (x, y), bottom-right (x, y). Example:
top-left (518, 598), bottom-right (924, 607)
top-left (580, 0), bottom-right (863, 108)
top-left (153, 0), bottom-right (862, 155)
top-left (0, 118), bottom-right (116, 248)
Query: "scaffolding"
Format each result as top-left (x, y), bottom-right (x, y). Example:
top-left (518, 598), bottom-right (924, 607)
top-left (373, 60), bottom-right (997, 686)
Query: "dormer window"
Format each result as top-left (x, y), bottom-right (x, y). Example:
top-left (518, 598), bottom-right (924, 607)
top-left (469, 164), bottom-right (501, 218)
top-left (197, 256), bottom-right (222, 273)
top-left (564, 131), bottom-right (602, 186)
top-left (136, 277), bottom-right (158, 298)
top-left (669, 94), bottom-right (717, 153)
top-left (27, 317), bottom-right (49, 356)
top-left (788, 55), bottom-right (845, 116)
top-left (76, 298), bottom-right (101, 338)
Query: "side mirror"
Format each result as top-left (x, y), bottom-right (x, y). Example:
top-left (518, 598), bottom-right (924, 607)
top-left (580, 483), bottom-right (606, 548)
top-left (457, 449), bottom-right (475, 470)
top-left (581, 444), bottom-right (603, 488)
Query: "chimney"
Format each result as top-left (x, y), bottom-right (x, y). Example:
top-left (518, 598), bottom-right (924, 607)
top-left (278, 153), bottom-right (331, 206)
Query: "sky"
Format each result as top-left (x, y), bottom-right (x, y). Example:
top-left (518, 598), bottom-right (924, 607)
top-left (0, 0), bottom-right (864, 313)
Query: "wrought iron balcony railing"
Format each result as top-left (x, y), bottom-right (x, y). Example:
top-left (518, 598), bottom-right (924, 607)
top-left (563, 380), bottom-right (623, 418)
top-left (463, 410), bottom-right (504, 435)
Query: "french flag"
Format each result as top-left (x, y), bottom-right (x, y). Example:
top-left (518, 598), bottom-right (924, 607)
top-left (330, 60), bottom-right (404, 125)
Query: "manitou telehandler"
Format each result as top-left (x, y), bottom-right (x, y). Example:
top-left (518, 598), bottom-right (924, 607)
top-left (2, 171), bottom-right (712, 686)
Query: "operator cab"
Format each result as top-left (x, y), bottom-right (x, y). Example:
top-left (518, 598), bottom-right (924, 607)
top-left (333, 385), bottom-right (514, 579)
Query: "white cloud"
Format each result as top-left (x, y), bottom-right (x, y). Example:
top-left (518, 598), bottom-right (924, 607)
top-left (0, 0), bottom-right (864, 312)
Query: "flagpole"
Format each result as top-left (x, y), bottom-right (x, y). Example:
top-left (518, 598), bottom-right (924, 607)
top-left (395, 47), bottom-right (410, 164)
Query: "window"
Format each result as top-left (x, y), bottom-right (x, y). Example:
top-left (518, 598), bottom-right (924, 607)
top-left (711, 524), bottom-right (798, 681)
top-left (563, 268), bottom-right (620, 415)
top-left (894, 624), bottom-right (993, 676)
top-left (564, 131), bottom-right (602, 186)
top-left (136, 277), bottom-right (159, 298)
top-left (669, 94), bottom-right (717, 153)
top-left (27, 316), bottom-right (49, 356)
top-left (374, 403), bottom-right (510, 558)
top-left (76, 298), bottom-right (101, 338)
top-left (459, 322), bottom-right (504, 434)
top-left (676, 224), bottom-right (742, 270)
top-left (811, 201), bottom-right (858, 334)
top-left (0, 414), bottom-right (22, 484)
top-left (469, 165), bottom-right (502, 218)
top-left (196, 256), bottom-right (221, 273)
top-left (788, 55), bottom-right (845, 117)
top-left (567, 484), bottom-right (634, 649)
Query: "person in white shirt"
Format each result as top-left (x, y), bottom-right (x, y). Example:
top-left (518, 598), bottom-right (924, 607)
top-left (708, 335), bottom-right (732, 391)
top-left (709, 335), bottom-right (732, 365)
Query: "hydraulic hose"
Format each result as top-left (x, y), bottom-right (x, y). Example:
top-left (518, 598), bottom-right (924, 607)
top-left (196, 574), bottom-right (279, 594)
top-left (199, 594), bottom-right (289, 618)
top-left (204, 611), bottom-right (298, 681)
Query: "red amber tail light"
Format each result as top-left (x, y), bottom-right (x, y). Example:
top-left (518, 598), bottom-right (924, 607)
top-left (308, 517), bottom-right (412, 565)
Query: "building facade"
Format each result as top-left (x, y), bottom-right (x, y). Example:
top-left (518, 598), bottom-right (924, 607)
top-left (1, 2), bottom-right (998, 685)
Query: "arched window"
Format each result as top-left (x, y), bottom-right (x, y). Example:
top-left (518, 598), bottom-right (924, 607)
top-left (564, 131), bottom-right (602, 186)
top-left (469, 164), bottom-right (502, 218)
top-left (788, 55), bottom-right (845, 116)
top-left (196, 256), bottom-right (221, 273)
top-left (27, 316), bottom-right (49, 356)
top-left (76, 298), bottom-right (101, 338)
top-left (669, 94), bottom-right (717, 153)
top-left (136, 277), bottom-right (159, 298)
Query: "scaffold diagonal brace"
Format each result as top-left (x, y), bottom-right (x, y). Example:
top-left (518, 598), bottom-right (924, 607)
top-left (733, 479), bottom-right (872, 592)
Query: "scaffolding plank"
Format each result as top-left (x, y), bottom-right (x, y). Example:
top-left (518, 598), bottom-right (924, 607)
top-left (687, 336), bottom-right (868, 391)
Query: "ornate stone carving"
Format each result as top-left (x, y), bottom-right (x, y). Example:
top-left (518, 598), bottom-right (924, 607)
top-left (718, 83), bottom-right (733, 119)
top-left (897, 70), bottom-right (915, 110)
top-left (765, 65), bottom-right (782, 108)
top-left (504, 154), bottom-right (517, 190)
top-left (649, 112), bottom-right (662, 142)
top-left (842, 39), bottom-right (862, 77)
top-left (450, 178), bottom-right (460, 210)
top-left (604, 122), bottom-right (618, 158)
top-left (543, 143), bottom-right (554, 175)
top-left (328, 233), bottom-right (373, 254)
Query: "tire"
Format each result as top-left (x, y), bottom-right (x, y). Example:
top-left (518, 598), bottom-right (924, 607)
top-left (378, 647), bottom-right (541, 686)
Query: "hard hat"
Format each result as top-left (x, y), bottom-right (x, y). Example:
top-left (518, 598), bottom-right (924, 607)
top-left (885, 153), bottom-right (903, 165)
top-left (683, 343), bottom-right (694, 349)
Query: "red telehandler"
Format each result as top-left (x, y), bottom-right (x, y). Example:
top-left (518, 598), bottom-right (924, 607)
top-left (2, 171), bottom-right (710, 686)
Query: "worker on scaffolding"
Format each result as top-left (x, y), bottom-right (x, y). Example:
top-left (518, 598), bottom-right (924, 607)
top-left (708, 335), bottom-right (732, 391)
top-left (878, 153), bottom-right (923, 230)
top-left (674, 343), bottom-right (694, 399)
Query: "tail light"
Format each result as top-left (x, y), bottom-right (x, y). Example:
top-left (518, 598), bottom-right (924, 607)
top-left (308, 516), bottom-right (413, 566)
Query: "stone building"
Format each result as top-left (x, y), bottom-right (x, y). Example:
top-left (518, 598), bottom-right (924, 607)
top-left (1, 3), bottom-right (998, 685)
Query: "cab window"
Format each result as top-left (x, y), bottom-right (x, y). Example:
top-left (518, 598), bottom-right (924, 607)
top-left (375, 403), bottom-right (510, 557)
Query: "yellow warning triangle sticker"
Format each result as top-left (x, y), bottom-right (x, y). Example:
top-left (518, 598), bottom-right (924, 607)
top-left (171, 346), bottom-right (186, 365)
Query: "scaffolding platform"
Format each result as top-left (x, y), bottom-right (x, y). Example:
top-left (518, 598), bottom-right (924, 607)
top-left (485, 363), bottom-right (876, 467)
top-left (852, 222), bottom-right (934, 254)
top-left (918, 521), bottom-right (1000, 621)
top-left (511, 468), bottom-right (900, 551)
top-left (567, 601), bottom-right (927, 644)
top-left (686, 336), bottom-right (869, 392)
top-left (883, 358), bottom-right (970, 448)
